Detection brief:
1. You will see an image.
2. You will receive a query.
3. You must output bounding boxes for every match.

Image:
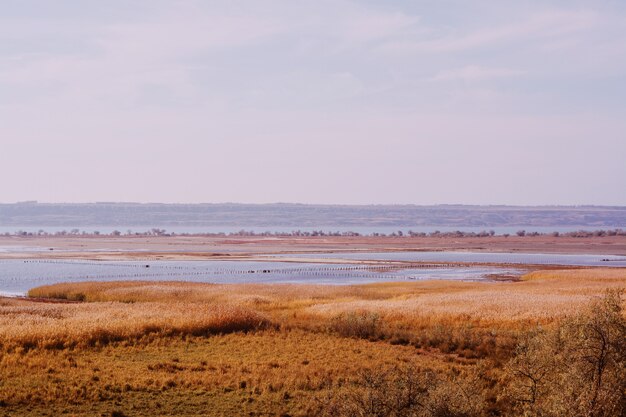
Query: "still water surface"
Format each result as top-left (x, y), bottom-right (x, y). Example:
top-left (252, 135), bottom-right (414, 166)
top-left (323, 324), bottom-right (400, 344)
top-left (1, 251), bottom-right (623, 297)
top-left (0, 258), bottom-right (520, 296)
top-left (267, 251), bottom-right (626, 267)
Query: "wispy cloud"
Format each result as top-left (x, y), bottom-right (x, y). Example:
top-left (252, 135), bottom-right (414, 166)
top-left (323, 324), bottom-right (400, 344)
top-left (337, 11), bottom-right (420, 45)
top-left (1, 1), bottom-right (625, 204)
top-left (381, 9), bottom-right (600, 54)
top-left (431, 65), bottom-right (525, 82)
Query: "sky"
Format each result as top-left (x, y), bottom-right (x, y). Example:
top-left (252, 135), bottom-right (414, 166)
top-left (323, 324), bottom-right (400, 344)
top-left (1, 0), bottom-right (625, 205)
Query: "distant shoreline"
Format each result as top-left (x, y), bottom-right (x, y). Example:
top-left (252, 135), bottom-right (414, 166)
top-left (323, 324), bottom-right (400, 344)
top-left (1, 234), bottom-right (625, 259)
top-left (2, 202), bottom-right (625, 230)
top-left (1, 226), bottom-right (624, 238)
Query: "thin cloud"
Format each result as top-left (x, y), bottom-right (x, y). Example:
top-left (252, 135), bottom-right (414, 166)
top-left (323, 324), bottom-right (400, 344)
top-left (339, 11), bottom-right (420, 44)
top-left (431, 65), bottom-right (525, 82)
top-left (381, 9), bottom-right (600, 54)
top-left (1, 1), bottom-right (625, 205)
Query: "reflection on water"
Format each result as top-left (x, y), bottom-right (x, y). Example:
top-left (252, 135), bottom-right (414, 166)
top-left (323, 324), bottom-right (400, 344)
top-left (3, 250), bottom-right (623, 297)
top-left (0, 259), bottom-right (521, 296)
top-left (268, 251), bottom-right (626, 267)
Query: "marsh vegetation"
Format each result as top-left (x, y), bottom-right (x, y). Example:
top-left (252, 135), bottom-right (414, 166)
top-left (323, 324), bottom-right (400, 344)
top-left (0, 269), bottom-right (624, 416)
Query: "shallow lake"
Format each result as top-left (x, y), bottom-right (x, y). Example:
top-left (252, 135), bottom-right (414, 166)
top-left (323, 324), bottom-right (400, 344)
top-left (267, 251), bottom-right (626, 267)
top-left (0, 259), bottom-right (521, 296)
top-left (2, 251), bottom-right (624, 297)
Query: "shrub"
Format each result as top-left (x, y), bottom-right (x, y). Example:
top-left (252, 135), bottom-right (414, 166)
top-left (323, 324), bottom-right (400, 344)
top-left (318, 364), bottom-right (488, 417)
top-left (506, 289), bottom-right (626, 417)
top-left (330, 311), bottom-right (381, 340)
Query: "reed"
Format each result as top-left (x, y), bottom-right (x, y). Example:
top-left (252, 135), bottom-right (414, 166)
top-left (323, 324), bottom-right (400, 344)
top-left (1, 267), bottom-right (623, 416)
top-left (0, 299), bottom-right (270, 351)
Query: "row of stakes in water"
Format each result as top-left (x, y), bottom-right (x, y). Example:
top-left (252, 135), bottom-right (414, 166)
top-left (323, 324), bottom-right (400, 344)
top-left (21, 259), bottom-right (460, 272)
top-left (6, 271), bottom-right (420, 282)
top-left (13, 260), bottom-right (442, 281)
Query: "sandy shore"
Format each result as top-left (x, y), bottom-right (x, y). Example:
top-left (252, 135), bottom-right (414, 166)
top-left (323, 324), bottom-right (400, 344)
top-left (0, 234), bottom-right (624, 260)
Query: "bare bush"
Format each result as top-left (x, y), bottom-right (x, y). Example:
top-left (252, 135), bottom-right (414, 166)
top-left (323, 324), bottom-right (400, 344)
top-left (318, 364), bottom-right (488, 417)
top-left (506, 289), bottom-right (626, 417)
top-left (330, 310), bottom-right (381, 340)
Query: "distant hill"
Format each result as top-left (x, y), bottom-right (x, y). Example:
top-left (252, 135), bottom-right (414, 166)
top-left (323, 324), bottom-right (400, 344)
top-left (0, 203), bottom-right (624, 228)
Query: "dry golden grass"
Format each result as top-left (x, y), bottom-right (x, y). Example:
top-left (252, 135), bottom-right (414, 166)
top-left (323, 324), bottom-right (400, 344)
top-left (0, 298), bottom-right (270, 351)
top-left (18, 268), bottom-right (626, 356)
top-left (523, 267), bottom-right (626, 282)
top-left (27, 267), bottom-right (626, 325)
top-left (1, 267), bottom-right (624, 416)
top-left (304, 268), bottom-right (626, 322)
top-left (0, 330), bottom-right (447, 416)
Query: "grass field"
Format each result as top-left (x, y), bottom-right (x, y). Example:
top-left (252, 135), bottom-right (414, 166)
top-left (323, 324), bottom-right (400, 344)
top-left (1, 268), bottom-right (625, 416)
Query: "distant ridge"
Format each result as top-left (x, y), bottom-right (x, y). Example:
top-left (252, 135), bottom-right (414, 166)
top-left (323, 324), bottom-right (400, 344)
top-left (0, 202), bottom-right (625, 228)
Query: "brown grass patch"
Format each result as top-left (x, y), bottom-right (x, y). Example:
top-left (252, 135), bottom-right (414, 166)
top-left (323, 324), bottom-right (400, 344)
top-left (1, 267), bottom-right (624, 415)
top-left (0, 299), bottom-right (270, 351)
top-left (21, 268), bottom-right (626, 357)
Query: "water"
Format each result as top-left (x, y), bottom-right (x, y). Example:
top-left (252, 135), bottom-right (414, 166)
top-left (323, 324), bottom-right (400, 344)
top-left (0, 259), bottom-right (520, 296)
top-left (0, 245), bottom-right (52, 253)
top-left (267, 251), bottom-right (626, 267)
top-left (2, 250), bottom-right (623, 297)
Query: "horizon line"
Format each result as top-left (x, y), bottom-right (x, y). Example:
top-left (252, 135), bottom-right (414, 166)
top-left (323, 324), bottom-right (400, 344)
top-left (3, 201), bottom-right (626, 209)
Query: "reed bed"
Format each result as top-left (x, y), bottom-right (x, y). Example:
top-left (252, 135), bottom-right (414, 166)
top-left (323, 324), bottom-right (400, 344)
top-left (0, 300), bottom-right (270, 351)
top-left (28, 280), bottom-right (395, 304)
top-left (0, 329), bottom-right (437, 416)
top-left (12, 268), bottom-right (624, 358)
top-left (26, 268), bottom-right (626, 324)
top-left (1, 268), bottom-right (624, 416)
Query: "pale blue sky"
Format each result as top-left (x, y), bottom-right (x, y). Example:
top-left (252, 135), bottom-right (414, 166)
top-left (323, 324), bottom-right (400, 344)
top-left (1, 1), bottom-right (625, 204)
